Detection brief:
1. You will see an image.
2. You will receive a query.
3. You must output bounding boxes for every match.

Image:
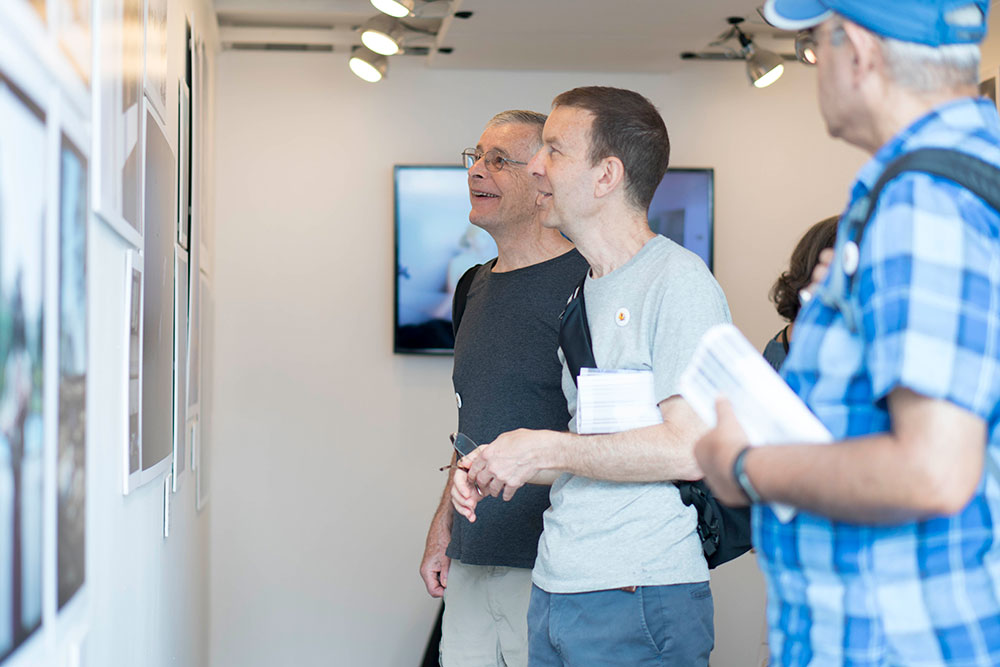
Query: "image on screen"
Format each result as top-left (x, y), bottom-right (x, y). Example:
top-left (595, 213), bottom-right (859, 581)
top-left (393, 166), bottom-right (714, 355)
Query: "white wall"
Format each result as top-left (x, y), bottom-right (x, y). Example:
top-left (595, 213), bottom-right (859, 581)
top-left (2, 2), bottom-right (221, 666)
top-left (210, 51), bottom-right (864, 667)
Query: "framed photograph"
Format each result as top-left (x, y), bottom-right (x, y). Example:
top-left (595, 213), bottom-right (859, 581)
top-left (56, 130), bottom-right (88, 611)
top-left (55, 0), bottom-right (91, 87)
top-left (123, 249), bottom-right (143, 494)
top-left (139, 98), bottom-right (175, 485)
top-left (93, 0), bottom-right (143, 246)
top-left (0, 72), bottom-right (46, 662)
top-left (171, 247), bottom-right (188, 492)
top-left (196, 272), bottom-right (211, 512)
top-left (143, 0), bottom-right (168, 122)
top-left (178, 79), bottom-right (190, 249)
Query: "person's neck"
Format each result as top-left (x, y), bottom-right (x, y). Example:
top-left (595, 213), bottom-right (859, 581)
top-left (570, 207), bottom-right (655, 279)
top-left (491, 223), bottom-right (574, 273)
top-left (859, 85), bottom-right (976, 155)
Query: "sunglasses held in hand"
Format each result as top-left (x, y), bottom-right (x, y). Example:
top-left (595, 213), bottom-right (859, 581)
top-left (439, 432), bottom-right (479, 471)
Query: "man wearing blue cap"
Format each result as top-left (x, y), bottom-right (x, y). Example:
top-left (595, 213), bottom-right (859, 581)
top-left (694, 1), bottom-right (1000, 665)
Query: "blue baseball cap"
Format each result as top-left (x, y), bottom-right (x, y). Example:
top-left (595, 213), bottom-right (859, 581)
top-left (762, 0), bottom-right (989, 45)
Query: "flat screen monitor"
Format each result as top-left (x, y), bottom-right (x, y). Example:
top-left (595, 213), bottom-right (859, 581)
top-left (393, 165), bottom-right (714, 355)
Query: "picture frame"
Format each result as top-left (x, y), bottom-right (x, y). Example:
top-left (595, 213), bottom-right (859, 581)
top-left (56, 126), bottom-right (88, 612)
top-left (138, 97), bottom-right (175, 485)
top-left (0, 68), bottom-right (48, 664)
top-left (123, 249), bottom-right (144, 495)
top-left (177, 78), bottom-right (190, 250)
top-left (92, 0), bottom-right (144, 247)
top-left (171, 246), bottom-right (188, 493)
top-left (55, 0), bottom-right (92, 88)
top-left (196, 271), bottom-right (211, 512)
top-left (143, 0), bottom-right (168, 122)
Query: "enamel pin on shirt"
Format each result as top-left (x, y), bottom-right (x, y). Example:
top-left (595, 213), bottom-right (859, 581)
top-left (615, 308), bottom-right (630, 327)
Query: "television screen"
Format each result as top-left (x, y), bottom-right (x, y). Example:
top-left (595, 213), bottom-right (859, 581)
top-left (393, 165), bottom-right (714, 355)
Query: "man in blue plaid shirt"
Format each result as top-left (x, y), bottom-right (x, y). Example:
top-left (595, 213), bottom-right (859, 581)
top-left (695, 0), bottom-right (1000, 665)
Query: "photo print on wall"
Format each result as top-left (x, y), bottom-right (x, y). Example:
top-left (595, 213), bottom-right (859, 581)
top-left (57, 134), bottom-right (87, 610)
top-left (0, 74), bottom-right (46, 662)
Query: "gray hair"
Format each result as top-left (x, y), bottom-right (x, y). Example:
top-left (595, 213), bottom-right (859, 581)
top-left (872, 5), bottom-right (982, 92)
top-left (486, 109), bottom-right (547, 148)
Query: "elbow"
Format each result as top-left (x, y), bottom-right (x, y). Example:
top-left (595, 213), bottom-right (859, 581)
top-left (915, 461), bottom-right (980, 518)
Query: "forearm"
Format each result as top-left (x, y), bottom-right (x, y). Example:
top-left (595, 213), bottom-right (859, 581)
top-left (544, 419), bottom-right (704, 483)
top-left (430, 454), bottom-right (457, 530)
top-left (746, 433), bottom-right (980, 523)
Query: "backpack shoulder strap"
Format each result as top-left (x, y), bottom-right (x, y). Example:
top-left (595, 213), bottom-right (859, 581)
top-left (849, 148), bottom-right (1000, 247)
top-left (558, 273), bottom-right (596, 385)
top-left (452, 263), bottom-right (483, 337)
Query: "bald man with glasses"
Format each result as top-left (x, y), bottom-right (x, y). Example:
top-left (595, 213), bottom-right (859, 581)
top-left (419, 110), bottom-right (587, 667)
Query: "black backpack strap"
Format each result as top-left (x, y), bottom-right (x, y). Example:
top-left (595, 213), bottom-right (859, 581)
top-left (848, 148), bottom-right (1000, 250)
top-left (451, 263), bottom-right (483, 337)
top-left (558, 273), bottom-right (595, 386)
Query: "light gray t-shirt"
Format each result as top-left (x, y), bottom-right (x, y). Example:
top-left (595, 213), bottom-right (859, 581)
top-left (532, 235), bottom-right (732, 593)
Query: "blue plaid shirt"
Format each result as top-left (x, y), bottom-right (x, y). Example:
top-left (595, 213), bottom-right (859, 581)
top-left (761, 97), bottom-right (1000, 666)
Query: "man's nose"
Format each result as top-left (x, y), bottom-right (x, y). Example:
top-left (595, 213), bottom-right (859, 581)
top-left (527, 148), bottom-right (544, 178)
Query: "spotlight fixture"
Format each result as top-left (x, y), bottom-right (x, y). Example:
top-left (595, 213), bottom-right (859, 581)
top-left (746, 44), bottom-right (784, 88)
top-left (361, 14), bottom-right (405, 56)
top-left (371, 0), bottom-right (414, 18)
top-left (349, 46), bottom-right (388, 83)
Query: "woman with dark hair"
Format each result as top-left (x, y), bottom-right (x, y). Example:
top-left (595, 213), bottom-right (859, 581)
top-left (763, 216), bottom-right (839, 371)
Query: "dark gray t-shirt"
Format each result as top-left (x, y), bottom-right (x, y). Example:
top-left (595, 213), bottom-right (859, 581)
top-left (446, 248), bottom-right (589, 569)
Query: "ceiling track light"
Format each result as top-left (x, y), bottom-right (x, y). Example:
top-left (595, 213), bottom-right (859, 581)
top-left (371, 0), bottom-right (415, 18)
top-left (361, 14), bottom-right (406, 55)
top-left (349, 45), bottom-right (389, 82)
top-left (729, 18), bottom-right (784, 88)
top-left (370, 0), bottom-right (457, 19)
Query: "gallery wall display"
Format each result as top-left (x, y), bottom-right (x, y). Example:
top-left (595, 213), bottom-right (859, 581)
top-left (196, 273), bottom-right (211, 512)
top-left (123, 250), bottom-right (143, 494)
top-left (144, 0), bottom-right (168, 121)
top-left (171, 247), bottom-right (188, 492)
top-left (56, 133), bottom-right (88, 611)
top-left (55, 0), bottom-right (92, 86)
top-left (0, 72), bottom-right (47, 664)
top-left (139, 100), bottom-right (176, 482)
top-left (93, 0), bottom-right (144, 245)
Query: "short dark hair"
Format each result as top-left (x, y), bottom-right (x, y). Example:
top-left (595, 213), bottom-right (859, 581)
top-left (552, 86), bottom-right (669, 211)
top-left (770, 216), bottom-right (839, 322)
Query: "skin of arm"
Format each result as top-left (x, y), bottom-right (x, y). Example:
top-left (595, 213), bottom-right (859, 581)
top-left (419, 452), bottom-right (455, 597)
top-left (451, 395), bottom-right (707, 522)
top-left (694, 388), bottom-right (986, 524)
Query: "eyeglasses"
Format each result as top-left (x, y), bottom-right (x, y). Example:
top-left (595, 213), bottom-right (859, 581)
top-left (794, 22), bottom-right (845, 66)
top-left (795, 30), bottom-right (818, 65)
top-left (461, 148), bottom-right (528, 172)
top-left (439, 432), bottom-right (479, 471)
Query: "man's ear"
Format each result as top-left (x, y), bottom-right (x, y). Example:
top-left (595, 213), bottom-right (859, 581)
top-left (594, 156), bottom-right (625, 199)
top-left (842, 21), bottom-right (883, 85)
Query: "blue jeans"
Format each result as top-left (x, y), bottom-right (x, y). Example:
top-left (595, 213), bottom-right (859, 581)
top-left (527, 582), bottom-right (714, 666)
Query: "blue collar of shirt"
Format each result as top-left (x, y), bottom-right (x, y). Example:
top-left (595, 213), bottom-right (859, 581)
top-left (848, 96), bottom-right (1000, 203)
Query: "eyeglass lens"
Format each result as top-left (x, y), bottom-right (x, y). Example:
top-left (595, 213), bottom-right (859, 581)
top-left (450, 432), bottom-right (479, 458)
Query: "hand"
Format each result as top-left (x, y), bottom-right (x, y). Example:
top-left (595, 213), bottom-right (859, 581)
top-left (419, 514), bottom-right (451, 598)
top-left (693, 398), bottom-right (752, 507)
top-left (451, 453), bottom-right (486, 522)
top-left (467, 429), bottom-right (554, 501)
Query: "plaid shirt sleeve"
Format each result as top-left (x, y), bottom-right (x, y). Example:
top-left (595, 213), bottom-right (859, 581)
top-left (857, 172), bottom-right (1000, 420)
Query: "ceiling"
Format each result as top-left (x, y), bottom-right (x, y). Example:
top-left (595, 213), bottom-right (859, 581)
top-left (213, 0), bottom-right (798, 73)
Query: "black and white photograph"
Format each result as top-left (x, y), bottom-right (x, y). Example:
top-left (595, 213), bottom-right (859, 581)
top-left (124, 250), bottom-right (143, 494)
top-left (144, 0), bottom-right (168, 120)
top-left (172, 247), bottom-right (188, 492)
top-left (139, 102), bottom-right (175, 482)
top-left (0, 75), bottom-right (45, 662)
top-left (56, 134), bottom-right (87, 610)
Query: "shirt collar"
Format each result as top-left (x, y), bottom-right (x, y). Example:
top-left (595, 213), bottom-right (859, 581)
top-left (849, 97), bottom-right (999, 202)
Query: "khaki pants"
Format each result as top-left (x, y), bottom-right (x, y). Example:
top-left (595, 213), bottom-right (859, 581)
top-left (440, 561), bottom-right (533, 667)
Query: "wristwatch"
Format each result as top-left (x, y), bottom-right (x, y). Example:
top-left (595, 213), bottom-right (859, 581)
top-left (732, 446), bottom-right (762, 504)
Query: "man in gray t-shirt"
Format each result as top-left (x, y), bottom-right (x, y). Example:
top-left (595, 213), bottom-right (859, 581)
top-left (453, 87), bottom-right (730, 666)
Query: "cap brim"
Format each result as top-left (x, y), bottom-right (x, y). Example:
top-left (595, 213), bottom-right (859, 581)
top-left (761, 0), bottom-right (834, 31)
